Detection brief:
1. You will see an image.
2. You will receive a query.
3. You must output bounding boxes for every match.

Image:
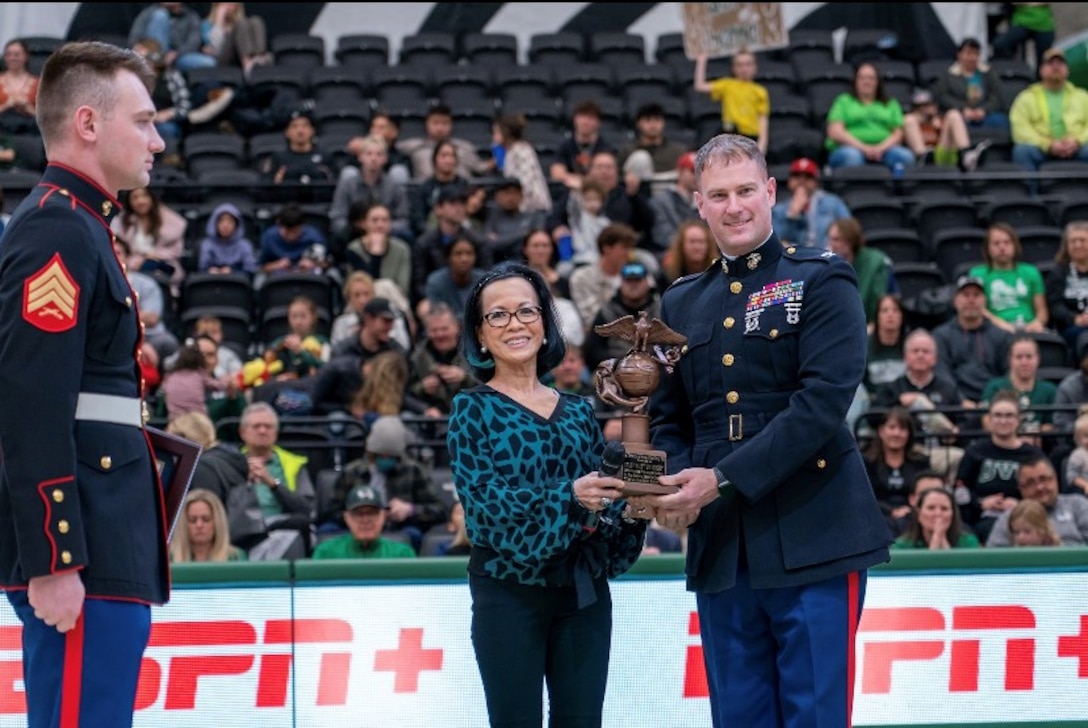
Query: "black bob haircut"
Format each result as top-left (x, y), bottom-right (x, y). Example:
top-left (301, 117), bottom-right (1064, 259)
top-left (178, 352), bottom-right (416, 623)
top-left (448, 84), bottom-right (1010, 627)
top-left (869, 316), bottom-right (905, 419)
top-left (460, 261), bottom-right (566, 381)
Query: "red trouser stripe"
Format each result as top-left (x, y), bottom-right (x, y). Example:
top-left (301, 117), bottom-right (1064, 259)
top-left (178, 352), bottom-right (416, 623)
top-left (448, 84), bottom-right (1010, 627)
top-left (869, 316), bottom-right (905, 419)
top-left (59, 614), bottom-right (84, 728)
top-left (846, 571), bottom-right (860, 728)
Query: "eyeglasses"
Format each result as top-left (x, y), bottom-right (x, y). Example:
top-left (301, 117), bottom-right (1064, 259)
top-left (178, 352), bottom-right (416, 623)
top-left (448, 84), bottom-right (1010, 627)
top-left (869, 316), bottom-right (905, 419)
top-left (482, 305), bottom-right (542, 328)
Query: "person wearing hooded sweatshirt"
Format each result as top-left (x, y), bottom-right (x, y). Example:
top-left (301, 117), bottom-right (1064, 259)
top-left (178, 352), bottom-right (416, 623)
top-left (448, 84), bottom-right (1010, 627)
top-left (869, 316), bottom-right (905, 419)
top-left (197, 201), bottom-right (259, 275)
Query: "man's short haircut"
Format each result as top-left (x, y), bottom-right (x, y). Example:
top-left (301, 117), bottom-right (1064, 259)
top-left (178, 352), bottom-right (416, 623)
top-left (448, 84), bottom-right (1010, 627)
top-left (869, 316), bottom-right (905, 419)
top-left (596, 222), bottom-right (639, 254)
top-left (240, 401), bottom-right (279, 431)
top-left (427, 103), bottom-right (453, 120)
top-left (635, 102), bottom-right (665, 120)
top-left (276, 202), bottom-right (305, 228)
top-left (910, 470), bottom-right (947, 494)
top-left (36, 41), bottom-right (155, 146)
top-left (572, 100), bottom-right (601, 119)
top-left (1019, 452), bottom-right (1055, 475)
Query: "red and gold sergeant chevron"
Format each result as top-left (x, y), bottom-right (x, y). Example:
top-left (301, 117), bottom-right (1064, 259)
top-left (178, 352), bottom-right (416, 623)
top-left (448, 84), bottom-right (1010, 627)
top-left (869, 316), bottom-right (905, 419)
top-left (22, 253), bottom-right (80, 333)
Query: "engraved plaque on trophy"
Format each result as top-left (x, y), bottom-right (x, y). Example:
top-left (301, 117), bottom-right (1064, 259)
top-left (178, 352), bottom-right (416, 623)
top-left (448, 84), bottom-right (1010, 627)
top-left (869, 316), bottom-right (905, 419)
top-left (592, 311), bottom-right (687, 497)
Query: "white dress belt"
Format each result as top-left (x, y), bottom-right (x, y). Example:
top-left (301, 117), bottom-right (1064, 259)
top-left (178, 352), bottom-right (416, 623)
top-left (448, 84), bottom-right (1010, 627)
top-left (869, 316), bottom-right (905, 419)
top-left (74, 392), bottom-right (144, 428)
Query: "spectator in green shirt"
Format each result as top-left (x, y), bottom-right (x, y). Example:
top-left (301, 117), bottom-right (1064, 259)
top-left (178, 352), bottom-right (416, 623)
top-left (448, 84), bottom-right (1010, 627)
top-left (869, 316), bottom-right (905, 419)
top-left (825, 62), bottom-right (915, 171)
top-left (969, 223), bottom-right (1048, 333)
top-left (979, 335), bottom-right (1057, 433)
top-left (312, 484), bottom-right (417, 560)
top-left (827, 217), bottom-right (892, 326)
top-left (892, 486), bottom-right (980, 550)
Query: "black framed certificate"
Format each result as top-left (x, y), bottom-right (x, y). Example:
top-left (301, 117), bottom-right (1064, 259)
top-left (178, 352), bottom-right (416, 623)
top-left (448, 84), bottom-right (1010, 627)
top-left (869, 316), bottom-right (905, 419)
top-left (147, 427), bottom-right (203, 542)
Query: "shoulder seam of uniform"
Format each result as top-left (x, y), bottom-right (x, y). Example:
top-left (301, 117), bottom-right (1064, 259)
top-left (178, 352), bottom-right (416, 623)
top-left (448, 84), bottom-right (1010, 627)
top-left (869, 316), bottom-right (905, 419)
top-left (782, 246), bottom-right (837, 264)
top-left (666, 264), bottom-right (714, 292)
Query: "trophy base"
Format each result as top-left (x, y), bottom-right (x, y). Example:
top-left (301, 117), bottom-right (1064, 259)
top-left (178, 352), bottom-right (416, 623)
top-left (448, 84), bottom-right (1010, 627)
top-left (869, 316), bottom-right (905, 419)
top-left (619, 444), bottom-right (678, 497)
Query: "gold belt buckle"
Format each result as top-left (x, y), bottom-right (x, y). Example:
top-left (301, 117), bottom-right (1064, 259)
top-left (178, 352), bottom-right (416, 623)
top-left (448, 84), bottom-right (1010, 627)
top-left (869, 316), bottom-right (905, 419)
top-left (728, 414), bottom-right (743, 441)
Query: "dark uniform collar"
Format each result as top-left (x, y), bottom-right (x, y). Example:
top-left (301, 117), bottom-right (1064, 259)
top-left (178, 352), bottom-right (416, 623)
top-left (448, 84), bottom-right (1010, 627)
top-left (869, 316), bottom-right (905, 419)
top-left (718, 233), bottom-right (783, 278)
top-left (40, 163), bottom-right (123, 225)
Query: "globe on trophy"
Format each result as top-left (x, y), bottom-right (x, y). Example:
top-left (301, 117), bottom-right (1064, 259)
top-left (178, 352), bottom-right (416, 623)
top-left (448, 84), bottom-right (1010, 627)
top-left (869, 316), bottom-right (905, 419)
top-left (592, 310), bottom-right (687, 496)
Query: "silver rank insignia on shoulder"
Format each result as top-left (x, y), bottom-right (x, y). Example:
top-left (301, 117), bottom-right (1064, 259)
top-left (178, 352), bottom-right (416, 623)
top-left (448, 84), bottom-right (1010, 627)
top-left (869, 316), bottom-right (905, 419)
top-left (747, 253), bottom-right (761, 270)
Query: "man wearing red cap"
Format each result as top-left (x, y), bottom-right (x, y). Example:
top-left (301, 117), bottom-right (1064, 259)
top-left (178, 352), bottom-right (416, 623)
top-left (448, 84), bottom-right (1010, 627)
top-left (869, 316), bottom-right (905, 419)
top-left (771, 157), bottom-right (851, 250)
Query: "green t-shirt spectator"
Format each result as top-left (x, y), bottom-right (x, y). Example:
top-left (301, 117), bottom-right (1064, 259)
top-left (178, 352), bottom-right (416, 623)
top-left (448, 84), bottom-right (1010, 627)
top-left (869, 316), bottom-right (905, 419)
top-left (825, 94), bottom-right (905, 150)
top-left (312, 535), bottom-right (417, 560)
top-left (968, 262), bottom-right (1045, 326)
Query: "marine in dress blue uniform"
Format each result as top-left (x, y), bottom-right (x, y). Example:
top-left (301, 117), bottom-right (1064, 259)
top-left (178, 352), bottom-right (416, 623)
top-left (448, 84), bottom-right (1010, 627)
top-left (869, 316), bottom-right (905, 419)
top-left (648, 136), bottom-right (891, 728)
top-left (0, 164), bottom-right (170, 727)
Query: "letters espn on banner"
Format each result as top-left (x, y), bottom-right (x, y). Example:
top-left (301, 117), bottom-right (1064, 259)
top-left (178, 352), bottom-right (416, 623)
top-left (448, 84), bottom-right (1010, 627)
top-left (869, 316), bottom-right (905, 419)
top-left (682, 2), bottom-right (789, 59)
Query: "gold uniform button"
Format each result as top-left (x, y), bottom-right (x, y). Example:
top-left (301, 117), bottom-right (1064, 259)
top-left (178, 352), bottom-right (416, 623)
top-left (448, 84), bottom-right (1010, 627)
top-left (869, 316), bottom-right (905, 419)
top-left (729, 281), bottom-right (743, 294)
top-left (770, 329), bottom-right (779, 338)
top-left (816, 459), bottom-right (827, 469)
top-left (61, 551), bottom-right (72, 565)
top-left (58, 520), bottom-right (70, 534)
top-left (786, 246), bottom-right (796, 254)
top-left (722, 354), bottom-right (735, 366)
top-left (124, 296), bottom-right (132, 307)
top-left (52, 489), bottom-right (64, 503)
top-left (726, 391), bottom-right (739, 404)
top-left (681, 344), bottom-right (688, 354)
top-left (723, 317), bottom-right (735, 329)
top-left (100, 455), bottom-right (112, 470)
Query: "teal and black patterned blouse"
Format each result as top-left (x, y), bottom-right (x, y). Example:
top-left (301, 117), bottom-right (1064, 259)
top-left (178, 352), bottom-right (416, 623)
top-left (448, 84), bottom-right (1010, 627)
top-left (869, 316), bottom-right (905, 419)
top-left (448, 386), bottom-right (646, 594)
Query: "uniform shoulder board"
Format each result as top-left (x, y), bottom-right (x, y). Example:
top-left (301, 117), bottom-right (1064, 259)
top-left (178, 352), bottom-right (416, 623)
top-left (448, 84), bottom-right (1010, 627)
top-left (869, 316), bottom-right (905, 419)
top-left (665, 261), bottom-right (716, 292)
top-left (781, 244), bottom-right (837, 264)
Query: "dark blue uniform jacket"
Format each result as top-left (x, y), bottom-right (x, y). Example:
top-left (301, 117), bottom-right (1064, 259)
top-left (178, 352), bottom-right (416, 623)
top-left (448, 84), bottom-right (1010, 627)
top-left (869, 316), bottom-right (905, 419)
top-left (650, 234), bottom-right (891, 592)
top-left (0, 164), bottom-right (169, 605)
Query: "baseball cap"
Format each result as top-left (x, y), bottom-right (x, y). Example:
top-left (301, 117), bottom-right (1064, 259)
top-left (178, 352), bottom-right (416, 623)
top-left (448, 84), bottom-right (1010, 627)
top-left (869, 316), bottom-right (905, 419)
top-left (621, 261), bottom-right (649, 280)
top-left (676, 152), bottom-right (696, 171)
top-left (789, 158), bottom-right (819, 179)
top-left (434, 184), bottom-right (468, 205)
top-left (955, 275), bottom-right (986, 293)
top-left (345, 484), bottom-right (386, 511)
top-left (1042, 47), bottom-right (1067, 63)
top-left (366, 415), bottom-right (408, 457)
top-left (911, 89), bottom-right (935, 107)
top-left (363, 297), bottom-right (397, 320)
top-left (289, 108), bottom-right (314, 123)
top-left (495, 176), bottom-right (522, 191)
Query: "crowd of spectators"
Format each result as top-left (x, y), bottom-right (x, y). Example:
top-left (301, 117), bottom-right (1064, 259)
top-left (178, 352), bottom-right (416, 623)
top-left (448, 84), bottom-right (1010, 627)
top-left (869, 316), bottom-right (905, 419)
top-left (2, 4), bottom-right (1087, 561)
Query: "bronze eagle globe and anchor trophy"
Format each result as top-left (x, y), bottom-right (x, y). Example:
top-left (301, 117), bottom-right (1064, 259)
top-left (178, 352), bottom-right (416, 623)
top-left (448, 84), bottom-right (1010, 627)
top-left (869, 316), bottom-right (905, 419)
top-left (592, 310), bottom-right (687, 496)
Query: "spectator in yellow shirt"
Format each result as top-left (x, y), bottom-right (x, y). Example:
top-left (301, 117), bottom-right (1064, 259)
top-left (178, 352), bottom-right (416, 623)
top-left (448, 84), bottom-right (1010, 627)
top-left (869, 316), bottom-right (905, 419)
top-left (694, 50), bottom-right (769, 153)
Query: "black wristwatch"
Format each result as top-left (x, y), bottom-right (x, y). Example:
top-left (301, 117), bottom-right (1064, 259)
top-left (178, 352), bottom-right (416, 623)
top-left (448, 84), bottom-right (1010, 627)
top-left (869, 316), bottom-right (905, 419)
top-left (713, 467), bottom-right (733, 499)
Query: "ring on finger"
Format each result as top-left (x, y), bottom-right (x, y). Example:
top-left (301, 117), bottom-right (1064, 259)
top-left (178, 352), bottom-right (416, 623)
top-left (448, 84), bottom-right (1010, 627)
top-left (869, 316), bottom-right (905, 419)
top-left (600, 496), bottom-right (612, 507)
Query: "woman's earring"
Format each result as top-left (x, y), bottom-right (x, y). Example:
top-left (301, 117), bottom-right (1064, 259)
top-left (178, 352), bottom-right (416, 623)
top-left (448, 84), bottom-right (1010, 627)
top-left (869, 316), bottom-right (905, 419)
top-left (542, 337), bottom-right (548, 345)
top-left (481, 345), bottom-right (488, 353)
